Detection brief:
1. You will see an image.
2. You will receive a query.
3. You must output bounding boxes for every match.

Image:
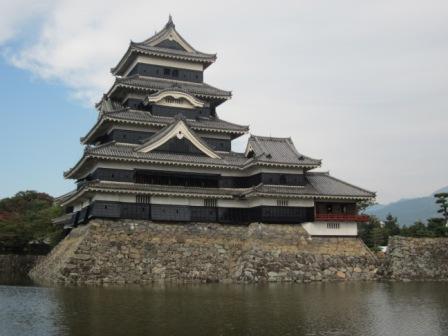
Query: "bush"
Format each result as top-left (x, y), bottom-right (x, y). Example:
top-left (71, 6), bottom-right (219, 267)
top-left (0, 191), bottom-right (63, 253)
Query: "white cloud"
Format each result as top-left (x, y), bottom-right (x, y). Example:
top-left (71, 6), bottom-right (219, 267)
top-left (1, 0), bottom-right (448, 202)
top-left (0, 1), bottom-right (55, 44)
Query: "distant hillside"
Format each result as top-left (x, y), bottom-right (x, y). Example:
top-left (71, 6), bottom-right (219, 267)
top-left (366, 186), bottom-right (448, 227)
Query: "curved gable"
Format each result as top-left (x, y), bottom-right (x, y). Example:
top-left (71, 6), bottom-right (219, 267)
top-left (144, 89), bottom-right (206, 109)
top-left (136, 119), bottom-right (221, 159)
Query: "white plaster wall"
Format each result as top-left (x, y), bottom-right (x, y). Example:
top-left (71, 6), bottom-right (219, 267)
top-left (302, 222), bottom-right (358, 236)
top-left (92, 193), bottom-right (136, 203)
top-left (87, 193), bottom-right (314, 208)
top-left (218, 198), bottom-right (314, 208)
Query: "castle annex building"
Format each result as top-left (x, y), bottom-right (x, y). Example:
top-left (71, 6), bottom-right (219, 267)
top-left (56, 17), bottom-right (374, 237)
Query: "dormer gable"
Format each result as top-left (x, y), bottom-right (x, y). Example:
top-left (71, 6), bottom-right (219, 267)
top-left (112, 16), bottom-right (216, 76)
top-left (143, 89), bottom-right (207, 110)
top-left (135, 116), bottom-right (221, 159)
top-left (141, 15), bottom-right (196, 53)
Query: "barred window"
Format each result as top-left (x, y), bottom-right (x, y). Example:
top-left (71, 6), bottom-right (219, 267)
top-left (327, 223), bottom-right (340, 229)
top-left (276, 199), bottom-right (289, 207)
top-left (204, 199), bottom-right (217, 207)
top-left (136, 195), bottom-right (151, 204)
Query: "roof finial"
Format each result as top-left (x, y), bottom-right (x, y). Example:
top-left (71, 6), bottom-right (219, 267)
top-left (166, 14), bottom-right (175, 28)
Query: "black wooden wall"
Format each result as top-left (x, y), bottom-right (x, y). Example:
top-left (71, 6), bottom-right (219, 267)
top-left (78, 201), bottom-right (314, 226)
top-left (128, 63), bottom-right (203, 83)
top-left (84, 168), bottom-right (306, 188)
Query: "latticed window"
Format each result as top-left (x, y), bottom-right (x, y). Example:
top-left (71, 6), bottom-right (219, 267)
top-left (276, 199), bottom-right (289, 207)
top-left (204, 199), bottom-right (217, 207)
top-left (136, 195), bottom-right (151, 204)
top-left (327, 223), bottom-right (340, 229)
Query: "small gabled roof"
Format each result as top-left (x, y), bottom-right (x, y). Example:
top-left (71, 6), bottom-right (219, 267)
top-left (81, 108), bottom-right (249, 144)
top-left (306, 172), bottom-right (375, 199)
top-left (108, 75), bottom-right (231, 102)
top-left (95, 95), bottom-right (127, 113)
top-left (245, 135), bottom-right (321, 168)
top-left (135, 115), bottom-right (221, 159)
top-left (112, 16), bottom-right (216, 76)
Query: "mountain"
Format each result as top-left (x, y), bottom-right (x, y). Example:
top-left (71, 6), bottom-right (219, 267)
top-left (366, 186), bottom-right (448, 226)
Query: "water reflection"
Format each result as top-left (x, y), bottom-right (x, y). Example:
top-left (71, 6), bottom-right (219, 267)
top-left (1, 283), bottom-right (447, 336)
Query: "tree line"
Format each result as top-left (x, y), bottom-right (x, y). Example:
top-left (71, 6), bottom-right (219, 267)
top-left (359, 192), bottom-right (448, 249)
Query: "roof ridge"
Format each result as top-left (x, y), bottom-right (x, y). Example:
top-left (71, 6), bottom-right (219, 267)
top-left (86, 140), bottom-right (117, 153)
top-left (250, 134), bottom-right (290, 141)
top-left (308, 173), bottom-right (376, 196)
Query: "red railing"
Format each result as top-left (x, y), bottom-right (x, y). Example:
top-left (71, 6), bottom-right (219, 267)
top-left (315, 213), bottom-right (370, 222)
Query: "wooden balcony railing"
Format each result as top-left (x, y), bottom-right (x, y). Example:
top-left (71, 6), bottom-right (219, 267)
top-left (315, 213), bottom-right (370, 222)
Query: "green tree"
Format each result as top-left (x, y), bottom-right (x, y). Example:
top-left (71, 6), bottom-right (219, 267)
top-left (401, 220), bottom-right (431, 237)
top-left (384, 213), bottom-right (400, 236)
top-left (426, 217), bottom-right (448, 237)
top-left (0, 191), bottom-right (63, 253)
top-left (358, 215), bottom-right (388, 248)
top-left (434, 192), bottom-right (448, 226)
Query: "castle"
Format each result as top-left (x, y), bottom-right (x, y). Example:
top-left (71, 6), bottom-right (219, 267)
top-left (54, 16), bottom-right (374, 237)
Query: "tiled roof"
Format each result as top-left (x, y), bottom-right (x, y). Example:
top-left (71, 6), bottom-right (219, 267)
top-left (106, 109), bottom-right (248, 132)
top-left (88, 181), bottom-right (238, 198)
top-left (246, 184), bottom-right (318, 197)
top-left (85, 142), bottom-right (249, 167)
top-left (84, 93), bottom-right (249, 144)
top-left (243, 174), bottom-right (374, 200)
top-left (60, 173), bottom-right (374, 207)
top-left (132, 43), bottom-right (216, 62)
top-left (306, 172), bottom-right (375, 198)
top-left (112, 16), bottom-right (216, 75)
top-left (247, 135), bottom-right (321, 167)
top-left (65, 138), bottom-right (322, 178)
top-left (110, 75), bottom-right (231, 100)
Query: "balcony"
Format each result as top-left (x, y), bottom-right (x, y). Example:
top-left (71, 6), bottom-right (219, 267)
top-left (315, 213), bottom-right (370, 222)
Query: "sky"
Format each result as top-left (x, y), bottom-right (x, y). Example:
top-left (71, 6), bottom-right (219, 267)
top-left (0, 0), bottom-right (447, 204)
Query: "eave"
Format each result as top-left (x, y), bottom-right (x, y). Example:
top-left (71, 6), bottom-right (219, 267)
top-left (106, 77), bottom-right (231, 104)
top-left (81, 114), bottom-right (249, 145)
top-left (64, 152), bottom-right (321, 180)
top-left (111, 45), bottom-right (216, 76)
top-left (59, 182), bottom-right (235, 207)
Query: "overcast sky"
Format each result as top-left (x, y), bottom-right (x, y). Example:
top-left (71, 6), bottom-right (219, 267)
top-left (0, 0), bottom-right (447, 203)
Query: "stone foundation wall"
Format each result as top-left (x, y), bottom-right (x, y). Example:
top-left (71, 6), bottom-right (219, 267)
top-left (30, 220), bottom-right (379, 285)
top-left (382, 236), bottom-right (448, 281)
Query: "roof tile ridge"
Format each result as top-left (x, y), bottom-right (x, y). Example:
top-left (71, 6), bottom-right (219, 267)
top-left (284, 137), bottom-right (321, 164)
top-left (104, 106), bottom-right (131, 116)
top-left (134, 43), bottom-right (217, 58)
top-left (86, 140), bottom-right (117, 153)
top-left (211, 117), bottom-right (249, 129)
top-left (314, 173), bottom-right (376, 196)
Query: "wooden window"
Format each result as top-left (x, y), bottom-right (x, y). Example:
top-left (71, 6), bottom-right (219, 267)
top-left (136, 195), bottom-right (151, 204)
top-left (327, 223), bottom-right (340, 229)
top-left (172, 69), bottom-right (179, 77)
top-left (204, 199), bottom-right (217, 207)
top-left (279, 175), bottom-right (287, 185)
top-left (164, 68), bottom-right (171, 75)
top-left (277, 199), bottom-right (289, 207)
top-left (326, 204), bottom-right (333, 213)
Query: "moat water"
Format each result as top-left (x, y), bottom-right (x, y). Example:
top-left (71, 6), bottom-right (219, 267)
top-left (1, 280), bottom-right (447, 336)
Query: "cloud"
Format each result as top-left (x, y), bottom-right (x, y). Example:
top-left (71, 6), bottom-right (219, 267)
top-left (1, 0), bottom-right (448, 202)
top-left (0, 1), bottom-right (54, 44)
